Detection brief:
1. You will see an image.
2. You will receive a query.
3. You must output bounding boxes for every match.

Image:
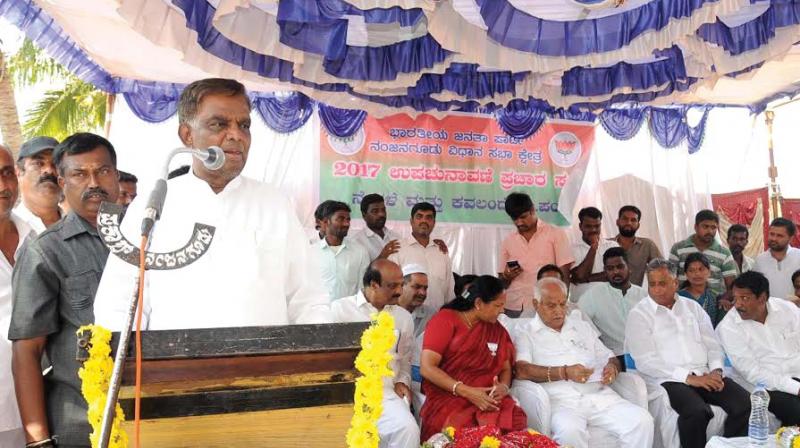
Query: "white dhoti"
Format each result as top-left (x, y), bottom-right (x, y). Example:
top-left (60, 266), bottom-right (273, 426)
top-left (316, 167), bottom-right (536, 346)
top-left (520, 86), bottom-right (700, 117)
top-left (378, 390), bottom-right (420, 448)
top-left (550, 387), bottom-right (654, 448)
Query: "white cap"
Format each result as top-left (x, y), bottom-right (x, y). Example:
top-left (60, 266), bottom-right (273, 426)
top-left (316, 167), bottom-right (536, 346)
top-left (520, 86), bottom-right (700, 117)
top-left (402, 263), bottom-right (427, 277)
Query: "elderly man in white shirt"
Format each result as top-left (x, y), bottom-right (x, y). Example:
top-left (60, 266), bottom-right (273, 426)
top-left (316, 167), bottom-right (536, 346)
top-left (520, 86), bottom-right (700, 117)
top-left (389, 202), bottom-right (453, 330)
top-left (514, 277), bottom-right (653, 448)
top-left (579, 247), bottom-right (647, 367)
top-left (94, 78), bottom-right (332, 330)
top-left (0, 145), bottom-right (35, 447)
top-left (625, 259), bottom-right (750, 448)
top-left (331, 259), bottom-right (419, 448)
top-left (570, 207), bottom-right (619, 302)
top-left (313, 200), bottom-right (370, 301)
top-left (717, 270), bottom-right (800, 425)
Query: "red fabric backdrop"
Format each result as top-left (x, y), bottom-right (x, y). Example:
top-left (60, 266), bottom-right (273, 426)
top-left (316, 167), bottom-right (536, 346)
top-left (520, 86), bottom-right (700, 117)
top-left (781, 198), bottom-right (800, 248)
top-left (711, 187), bottom-right (770, 250)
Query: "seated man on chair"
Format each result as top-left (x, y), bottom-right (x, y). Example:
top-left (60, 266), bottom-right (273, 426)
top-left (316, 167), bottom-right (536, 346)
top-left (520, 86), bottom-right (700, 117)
top-left (514, 278), bottom-right (654, 448)
top-left (625, 259), bottom-right (750, 448)
top-left (331, 259), bottom-right (419, 448)
top-left (717, 270), bottom-right (800, 425)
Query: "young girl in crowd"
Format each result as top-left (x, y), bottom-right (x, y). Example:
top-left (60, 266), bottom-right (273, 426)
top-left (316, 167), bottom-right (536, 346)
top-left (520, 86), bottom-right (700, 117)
top-left (678, 252), bottom-right (721, 325)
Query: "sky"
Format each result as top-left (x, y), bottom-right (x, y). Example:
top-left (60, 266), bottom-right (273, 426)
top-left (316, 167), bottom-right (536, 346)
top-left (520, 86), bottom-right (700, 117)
top-left (1, 18), bottom-right (798, 200)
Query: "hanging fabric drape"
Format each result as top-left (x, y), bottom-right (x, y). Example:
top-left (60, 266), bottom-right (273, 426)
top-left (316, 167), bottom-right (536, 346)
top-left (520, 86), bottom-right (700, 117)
top-left (317, 103), bottom-right (368, 138)
top-left (599, 109), bottom-right (646, 140)
top-left (121, 82), bottom-right (183, 124)
top-left (252, 93), bottom-right (315, 133)
top-left (494, 101), bottom-right (547, 139)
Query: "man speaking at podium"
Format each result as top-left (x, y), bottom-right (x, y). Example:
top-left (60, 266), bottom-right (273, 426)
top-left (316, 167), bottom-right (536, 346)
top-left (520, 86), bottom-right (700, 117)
top-left (94, 78), bottom-right (332, 330)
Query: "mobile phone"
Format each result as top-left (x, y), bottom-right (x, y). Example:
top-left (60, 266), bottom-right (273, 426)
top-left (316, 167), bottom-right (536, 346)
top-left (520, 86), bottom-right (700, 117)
top-left (506, 260), bottom-right (520, 269)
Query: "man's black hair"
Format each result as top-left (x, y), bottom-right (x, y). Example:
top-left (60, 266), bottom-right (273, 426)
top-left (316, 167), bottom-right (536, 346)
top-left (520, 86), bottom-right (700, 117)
top-left (732, 270), bottom-right (770, 298)
top-left (360, 193), bottom-right (384, 215)
top-left (770, 217), bottom-right (797, 237)
top-left (578, 206), bottom-right (602, 222)
top-left (504, 192), bottom-right (533, 220)
top-left (411, 202), bottom-right (436, 219)
top-left (695, 209), bottom-right (719, 225)
top-left (53, 132), bottom-right (117, 175)
top-left (618, 205), bottom-right (641, 220)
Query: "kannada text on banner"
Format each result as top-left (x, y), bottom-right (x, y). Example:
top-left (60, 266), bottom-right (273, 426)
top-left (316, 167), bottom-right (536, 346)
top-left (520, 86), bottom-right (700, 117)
top-left (320, 114), bottom-right (595, 225)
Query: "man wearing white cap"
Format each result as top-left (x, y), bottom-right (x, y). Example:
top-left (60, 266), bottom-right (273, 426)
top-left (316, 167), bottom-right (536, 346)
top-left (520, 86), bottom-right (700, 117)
top-left (398, 264), bottom-right (429, 338)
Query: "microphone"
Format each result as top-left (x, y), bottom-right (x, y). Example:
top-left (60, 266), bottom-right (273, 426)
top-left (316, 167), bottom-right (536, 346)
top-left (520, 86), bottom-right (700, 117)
top-left (191, 146), bottom-right (225, 171)
top-left (140, 146), bottom-right (225, 236)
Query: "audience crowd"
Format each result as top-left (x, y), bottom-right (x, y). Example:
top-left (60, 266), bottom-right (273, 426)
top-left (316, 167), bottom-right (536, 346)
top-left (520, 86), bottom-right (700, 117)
top-left (1, 78), bottom-right (800, 448)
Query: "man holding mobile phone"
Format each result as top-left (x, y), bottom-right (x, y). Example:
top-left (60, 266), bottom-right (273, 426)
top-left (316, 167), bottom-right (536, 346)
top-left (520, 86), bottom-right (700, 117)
top-left (498, 193), bottom-right (574, 318)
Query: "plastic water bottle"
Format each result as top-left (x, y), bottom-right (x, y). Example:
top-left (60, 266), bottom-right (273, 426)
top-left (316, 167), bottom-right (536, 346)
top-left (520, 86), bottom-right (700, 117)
top-left (748, 382), bottom-right (770, 447)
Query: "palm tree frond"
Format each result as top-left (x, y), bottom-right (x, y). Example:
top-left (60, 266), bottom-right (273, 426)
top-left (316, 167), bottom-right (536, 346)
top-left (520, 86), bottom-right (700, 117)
top-left (22, 79), bottom-right (106, 140)
top-left (8, 39), bottom-right (70, 87)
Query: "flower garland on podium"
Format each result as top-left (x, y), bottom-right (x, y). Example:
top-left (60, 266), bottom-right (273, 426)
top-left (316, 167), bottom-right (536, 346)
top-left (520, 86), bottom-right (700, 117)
top-left (346, 311), bottom-right (397, 448)
top-left (77, 325), bottom-right (129, 448)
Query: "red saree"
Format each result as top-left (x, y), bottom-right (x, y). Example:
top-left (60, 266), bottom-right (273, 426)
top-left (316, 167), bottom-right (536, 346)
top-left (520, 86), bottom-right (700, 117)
top-left (420, 309), bottom-right (527, 441)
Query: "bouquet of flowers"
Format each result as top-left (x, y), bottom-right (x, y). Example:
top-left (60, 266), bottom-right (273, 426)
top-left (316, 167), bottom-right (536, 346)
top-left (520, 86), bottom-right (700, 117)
top-left (422, 425), bottom-right (560, 448)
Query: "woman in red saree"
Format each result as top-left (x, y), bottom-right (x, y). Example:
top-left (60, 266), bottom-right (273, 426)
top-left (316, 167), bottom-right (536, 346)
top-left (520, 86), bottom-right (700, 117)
top-left (419, 275), bottom-right (527, 441)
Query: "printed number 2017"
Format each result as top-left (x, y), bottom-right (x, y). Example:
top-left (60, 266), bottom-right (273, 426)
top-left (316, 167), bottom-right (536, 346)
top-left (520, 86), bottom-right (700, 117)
top-left (333, 161), bottom-right (381, 179)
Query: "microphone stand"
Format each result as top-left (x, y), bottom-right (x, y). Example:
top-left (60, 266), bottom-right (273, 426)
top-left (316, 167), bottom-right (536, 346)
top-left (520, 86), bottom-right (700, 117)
top-left (96, 148), bottom-right (220, 448)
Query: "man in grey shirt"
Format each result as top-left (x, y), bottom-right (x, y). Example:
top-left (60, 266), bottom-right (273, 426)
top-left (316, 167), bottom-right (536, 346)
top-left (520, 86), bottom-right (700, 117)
top-left (9, 133), bottom-right (119, 448)
top-left (612, 205), bottom-right (662, 286)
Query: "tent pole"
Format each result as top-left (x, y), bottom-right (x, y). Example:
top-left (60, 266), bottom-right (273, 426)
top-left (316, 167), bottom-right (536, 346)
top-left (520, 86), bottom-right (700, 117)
top-left (104, 93), bottom-right (117, 138)
top-left (765, 110), bottom-right (781, 219)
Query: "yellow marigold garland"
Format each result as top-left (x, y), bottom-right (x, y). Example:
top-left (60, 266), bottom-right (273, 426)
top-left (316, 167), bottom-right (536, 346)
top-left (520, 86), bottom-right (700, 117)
top-left (346, 311), bottom-right (396, 448)
top-left (479, 435), bottom-right (501, 448)
top-left (76, 325), bottom-right (129, 448)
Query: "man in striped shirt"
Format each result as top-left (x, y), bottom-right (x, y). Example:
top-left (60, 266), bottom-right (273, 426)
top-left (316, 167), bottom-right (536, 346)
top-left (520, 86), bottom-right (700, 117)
top-left (669, 210), bottom-right (737, 301)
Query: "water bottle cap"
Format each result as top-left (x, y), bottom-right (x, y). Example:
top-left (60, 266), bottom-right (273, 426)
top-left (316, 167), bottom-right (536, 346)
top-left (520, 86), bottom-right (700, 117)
top-left (755, 382), bottom-right (766, 388)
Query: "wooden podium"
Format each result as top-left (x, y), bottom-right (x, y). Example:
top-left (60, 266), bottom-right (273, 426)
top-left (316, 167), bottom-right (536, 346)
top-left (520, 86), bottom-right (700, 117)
top-left (78, 323), bottom-right (368, 447)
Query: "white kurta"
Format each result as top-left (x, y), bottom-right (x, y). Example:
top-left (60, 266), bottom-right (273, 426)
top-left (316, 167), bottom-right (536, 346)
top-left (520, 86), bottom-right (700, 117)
top-left (13, 201), bottom-right (50, 234)
top-left (94, 173), bottom-right (332, 330)
top-left (388, 237), bottom-right (454, 329)
top-left (717, 298), bottom-right (800, 395)
top-left (753, 248), bottom-right (800, 300)
top-left (313, 237), bottom-right (370, 301)
top-left (625, 295), bottom-right (725, 390)
top-left (330, 292), bottom-right (419, 448)
top-left (515, 311), bottom-right (653, 448)
top-left (0, 213), bottom-right (35, 432)
top-left (351, 226), bottom-right (402, 261)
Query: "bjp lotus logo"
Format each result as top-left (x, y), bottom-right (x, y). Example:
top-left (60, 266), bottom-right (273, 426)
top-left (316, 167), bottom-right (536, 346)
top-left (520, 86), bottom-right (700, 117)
top-left (548, 132), bottom-right (582, 168)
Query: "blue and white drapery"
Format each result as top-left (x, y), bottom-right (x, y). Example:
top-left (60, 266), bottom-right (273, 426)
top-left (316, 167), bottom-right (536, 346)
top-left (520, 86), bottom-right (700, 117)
top-left (3, 0), bottom-right (799, 118)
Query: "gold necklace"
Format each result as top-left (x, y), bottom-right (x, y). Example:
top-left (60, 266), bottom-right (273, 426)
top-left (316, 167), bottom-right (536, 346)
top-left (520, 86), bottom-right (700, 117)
top-left (459, 312), bottom-right (474, 329)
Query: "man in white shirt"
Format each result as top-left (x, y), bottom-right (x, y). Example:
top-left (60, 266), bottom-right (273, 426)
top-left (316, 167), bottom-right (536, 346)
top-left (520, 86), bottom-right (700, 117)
top-left (351, 193), bottom-right (403, 261)
top-left (397, 263), bottom-right (428, 337)
top-left (94, 78), bottom-right (332, 330)
top-left (313, 200), bottom-right (370, 301)
top-left (625, 258), bottom-right (750, 448)
top-left (389, 202), bottom-right (453, 329)
top-left (717, 271), bottom-right (800, 425)
top-left (570, 207), bottom-right (619, 302)
top-left (0, 145), bottom-right (34, 447)
top-left (331, 259), bottom-right (419, 448)
top-left (727, 224), bottom-right (754, 275)
top-left (579, 247), bottom-right (647, 367)
top-left (14, 136), bottom-right (63, 233)
top-left (754, 218), bottom-right (800, 300)
top-left (514, 278), bottom-right (653, 448)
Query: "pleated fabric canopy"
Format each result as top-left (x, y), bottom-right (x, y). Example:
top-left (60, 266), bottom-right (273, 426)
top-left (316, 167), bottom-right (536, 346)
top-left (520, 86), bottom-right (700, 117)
top-left (3, 0), bottom-right (800, 120)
